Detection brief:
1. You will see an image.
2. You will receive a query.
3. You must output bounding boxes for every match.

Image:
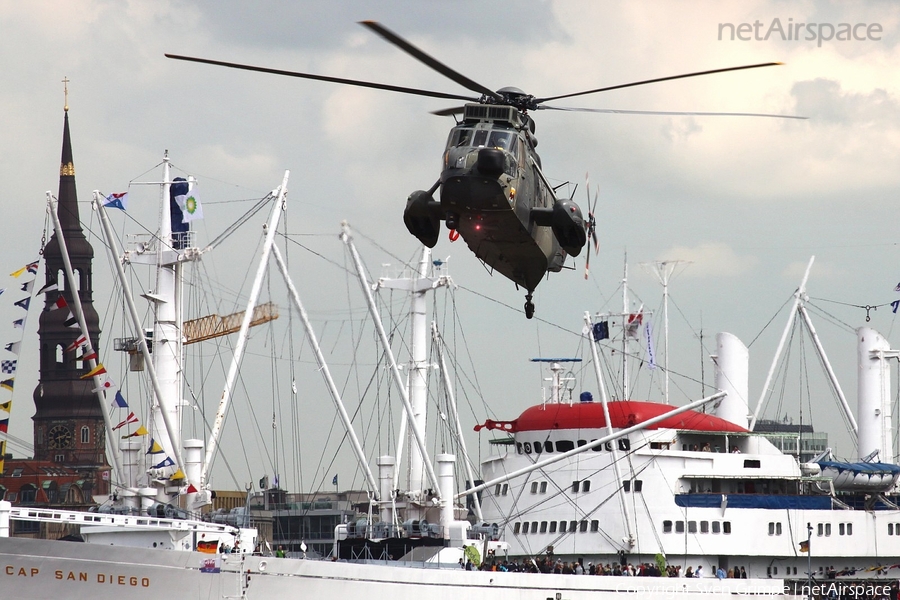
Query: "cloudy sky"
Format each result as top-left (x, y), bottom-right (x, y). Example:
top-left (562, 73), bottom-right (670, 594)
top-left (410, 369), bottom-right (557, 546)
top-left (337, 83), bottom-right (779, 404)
top-left (1, 1), bottom-right (899, 495)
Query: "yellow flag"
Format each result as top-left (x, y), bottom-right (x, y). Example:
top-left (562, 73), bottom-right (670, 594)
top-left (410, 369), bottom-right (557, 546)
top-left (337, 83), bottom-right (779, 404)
top-left (169, 469), bottom-right (186, 481)
top-left (0, 400), bottom-right (11, 412)
top-left (121, 425), bottom-right (149, 439)
top-left (80, 363), bottom-right (107, 380)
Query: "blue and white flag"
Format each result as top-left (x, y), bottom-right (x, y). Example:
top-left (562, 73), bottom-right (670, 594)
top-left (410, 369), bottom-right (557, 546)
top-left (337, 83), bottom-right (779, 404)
top-left (113, 390), bottom-right (128, 408)
top-left (152, 456), bottom-right (175, 469)
top-left (14, 297), bottom-right (30, 311)
top-left (644, 320), bottom-right (656, 370)
top-left (103, 192), bottom-right (128, 210)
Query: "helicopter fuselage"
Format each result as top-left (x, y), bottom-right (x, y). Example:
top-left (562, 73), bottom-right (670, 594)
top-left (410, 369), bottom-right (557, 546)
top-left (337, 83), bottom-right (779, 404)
top-left (404, 103), bottom-right (583, 295)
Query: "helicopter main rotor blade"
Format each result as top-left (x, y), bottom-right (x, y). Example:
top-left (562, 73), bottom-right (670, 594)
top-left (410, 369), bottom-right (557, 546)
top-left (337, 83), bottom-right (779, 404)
top-left (165, 54), bottom-right (479, 103)
top-left (360, 20), bottom-right (503, 102)
top-left (431, 106), bottom-right (466, 117)
top-left (535, 62), bottom-right (784, 104)
top-left (539, 105), bottom-right (807, 119)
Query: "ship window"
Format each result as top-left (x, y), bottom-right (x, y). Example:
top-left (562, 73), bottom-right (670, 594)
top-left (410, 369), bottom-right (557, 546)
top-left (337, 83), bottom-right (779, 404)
top-left (847, 523), bottom-right (852, 535)
top-left (540, 521), bottom-right (548, 533)
top-left (577, 439), bottom-right (587, 447)
top-left (572, 481), bottom-right (580, 493)
top-left (581, 481), bottom-right (591, 492)
top-left (701, 521), bottom-right (709, 533)
top-left (570, 521), bottom-right (577, 533)
top-left (623, 480), bottom-right (631, 492)
top-left (817, 523), bottom-right (823, 536)
top-left (839, 523), bottom-right (845, 536)
top-left (523, 442), bottom-right (532, 454)
top-left (539, 482), bottom-right (547, 494)
top-left (773, 566), bottom-right (778, 575)
top-left (513, 522), bottom-right (521, 534)
top-left (675, 521), bottom-right (685, 533)
top-left (663, 520), bottom-right (672, 533)
top-left (501, 484), bottom-right (508, 496)
top-left (534, 442), bottom-right (543, 454)
top-left (825, 523), bottom-right (831, 536)
top-left (559, 521), bottom-right (567, 533)
top-left (591, 520), bottom-right (599, 532)
top-left (766, 566), bottom-right (771, 577)
top-left (618, 438), bottom-right (630, 451)
top-left (531, 482), bottom-right (538, 494)
top-left (688, 521), bottom-right (697, 533)
top-left (776, 523), bottom-right (782, 535)
top-left (743, 459), bottom-right (761, 468)
top-left (544, 441), bottom-right (554, 453)
top-left (634, 480), bottom-right (643, 492)
top-left (723, 521), bottom-right (731, 534)
top-left (890, 523), bottom-right (894, 536)
top-left (556, 440), bottom-right (575, 452)
top-left (495, 484), bottom-right (502, 495)
top-left (769, 522), bottom-right (775, 535)
top-left (580, 520), bottom-right (588, 533)
top-left (712, 521), bottom-right (721, 534)
top-left (516, 443), bottom-right (522, 455)
top-left (591, 440), bottom-right (602, 452)
top-left (549, 521), bottom-right (557, 533)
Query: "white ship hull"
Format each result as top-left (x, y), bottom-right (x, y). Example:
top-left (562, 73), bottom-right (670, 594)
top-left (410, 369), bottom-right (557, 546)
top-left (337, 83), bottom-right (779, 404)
top-left (0, 536), bottom-right (790, 600)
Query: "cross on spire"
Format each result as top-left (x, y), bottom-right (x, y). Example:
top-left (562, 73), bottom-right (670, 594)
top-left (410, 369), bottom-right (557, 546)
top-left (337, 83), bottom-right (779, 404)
top-left (62, 76), bottom-right (69, 111)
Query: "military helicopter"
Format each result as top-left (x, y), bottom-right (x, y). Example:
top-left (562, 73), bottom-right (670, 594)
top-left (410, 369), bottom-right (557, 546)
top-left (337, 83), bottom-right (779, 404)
top-left (167, 21), bottom-right (798, 319)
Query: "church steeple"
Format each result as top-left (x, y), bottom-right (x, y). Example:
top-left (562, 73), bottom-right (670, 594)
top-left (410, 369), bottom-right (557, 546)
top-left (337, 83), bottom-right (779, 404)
top-left (32, 97), bottom-right (107, 489)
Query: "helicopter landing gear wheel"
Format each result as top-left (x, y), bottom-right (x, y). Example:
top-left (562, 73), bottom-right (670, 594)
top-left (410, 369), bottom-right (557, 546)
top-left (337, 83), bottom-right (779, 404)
top-left (524, 294), bottom-right (535, 319)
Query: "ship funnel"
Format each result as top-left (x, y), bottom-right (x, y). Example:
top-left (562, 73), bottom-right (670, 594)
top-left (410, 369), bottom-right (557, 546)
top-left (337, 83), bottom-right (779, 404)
top-left (713, 332), bottom-right (750, 428)
top-left (857, 327), bottom-right (893, 462)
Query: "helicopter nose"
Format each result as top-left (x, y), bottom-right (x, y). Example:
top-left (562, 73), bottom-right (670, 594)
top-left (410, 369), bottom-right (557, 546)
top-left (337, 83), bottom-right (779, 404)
top-left (476, 147), bottom-right (504, 177)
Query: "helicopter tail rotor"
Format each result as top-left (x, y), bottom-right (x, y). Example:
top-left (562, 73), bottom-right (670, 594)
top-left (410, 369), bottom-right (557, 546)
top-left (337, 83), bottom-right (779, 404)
top-left (583, 173), bottom-right (600, 280)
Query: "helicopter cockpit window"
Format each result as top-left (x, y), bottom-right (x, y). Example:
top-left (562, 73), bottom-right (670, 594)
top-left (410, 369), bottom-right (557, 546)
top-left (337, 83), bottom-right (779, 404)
top-left (472, 130), bottom-right (489, 147)
top-left (489, 131), bottom-right (515, 153)
top-left (449, 128), bottom-right (474, 148)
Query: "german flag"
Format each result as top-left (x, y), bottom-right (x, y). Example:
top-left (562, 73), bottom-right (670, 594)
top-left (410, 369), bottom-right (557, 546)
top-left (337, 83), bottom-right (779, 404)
top-left (197, 540), bottom-right (218, 554)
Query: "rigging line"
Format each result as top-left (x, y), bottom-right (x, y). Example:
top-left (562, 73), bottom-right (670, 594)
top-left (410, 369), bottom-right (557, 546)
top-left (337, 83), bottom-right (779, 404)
top-left (455, 284), bottom-right (576, 332)
top-left (205, 194), bottom-right (273, 250)
top-left (747, 293), bottom-right (795, 349)
top-left (804, 301), bottom-right (857, 333)
top-left (280, 205), bottom-right (303, 495)
top-left (809, 296), bottom-right (893, 311)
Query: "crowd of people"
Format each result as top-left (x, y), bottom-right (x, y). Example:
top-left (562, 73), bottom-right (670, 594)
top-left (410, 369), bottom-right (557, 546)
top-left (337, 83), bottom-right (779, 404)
top-left (460, 556), bottom-right (750, 578)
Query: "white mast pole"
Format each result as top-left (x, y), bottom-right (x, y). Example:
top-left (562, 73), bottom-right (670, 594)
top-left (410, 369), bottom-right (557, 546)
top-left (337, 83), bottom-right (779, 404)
top-left (47, 192), bottom-right (125, 485)
top-left (432, 323), bottom-right (482, 522)
top-left (798, 304), bottom-right (858, 439)
top-left (269, 242), bottom-right (379, 493)
top-left (585, 312), bottom-right (634, 547)
top-left (340, 224), bottom-right (442, 497)
top-left (750, 256), bottom-right (813, 431)
top-left (201, 171), bottom-right (289, 486)
top-left (622, 258), bottom-right (629, 400)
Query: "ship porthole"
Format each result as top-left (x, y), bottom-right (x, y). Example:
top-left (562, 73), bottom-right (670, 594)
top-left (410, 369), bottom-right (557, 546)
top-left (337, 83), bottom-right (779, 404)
top-left (258, 561), bottom-right (267, 572)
